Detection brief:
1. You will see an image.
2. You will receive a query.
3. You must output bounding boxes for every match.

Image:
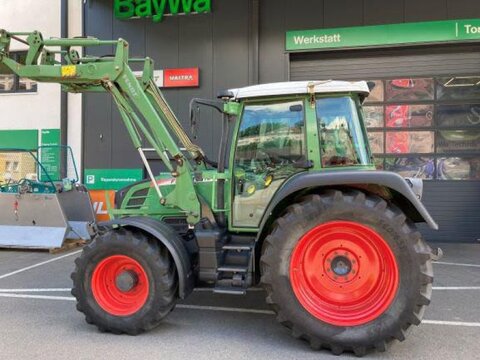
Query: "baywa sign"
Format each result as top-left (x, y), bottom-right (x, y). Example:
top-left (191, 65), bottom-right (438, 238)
top-left (114, 0), bottom-right (212, 23)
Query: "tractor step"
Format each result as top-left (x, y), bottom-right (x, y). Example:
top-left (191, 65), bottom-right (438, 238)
top-left (212, 287), bottom-right (247, 295)
top-left (212, 235), bottom-right (254, 295)
top-left (222, 242), bottom-right (253, 251)
top-left (217, 265), bottom-right (248, 273)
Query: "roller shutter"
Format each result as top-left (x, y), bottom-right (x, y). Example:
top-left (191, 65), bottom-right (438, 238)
top-left (290, 44), bottom-right (480, 81)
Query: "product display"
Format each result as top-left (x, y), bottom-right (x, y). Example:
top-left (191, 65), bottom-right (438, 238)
top-left (366, 76), bottom-right (480, 179)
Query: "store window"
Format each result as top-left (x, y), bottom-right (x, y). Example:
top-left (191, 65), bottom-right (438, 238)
top-left (364, 75), bottom-right (480, 180)
top-left (0, 52), bottom-right (37, 94)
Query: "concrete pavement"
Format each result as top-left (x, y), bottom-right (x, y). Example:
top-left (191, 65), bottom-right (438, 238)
top-left (0, 243), bottom-right (479, 359)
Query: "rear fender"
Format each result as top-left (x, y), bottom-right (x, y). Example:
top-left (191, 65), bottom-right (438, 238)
top-left (256, 170), bottom-right (438, 242)
top-left (99, 216), bottom-right (194, 299)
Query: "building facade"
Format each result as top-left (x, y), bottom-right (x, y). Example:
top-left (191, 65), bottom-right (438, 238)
top-left (1, 0), bottom-right (479, 242)
top-left (0, 0), bottom-right (83, 178)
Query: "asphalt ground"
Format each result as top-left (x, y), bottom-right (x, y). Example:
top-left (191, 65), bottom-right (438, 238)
top-left (0, 243), bottom-right (479, 359)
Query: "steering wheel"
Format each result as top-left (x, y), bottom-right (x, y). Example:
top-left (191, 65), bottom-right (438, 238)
top-left (256, 149), bottom-right (271, 161)
top-left (252, 150), bottom-right (275, 170)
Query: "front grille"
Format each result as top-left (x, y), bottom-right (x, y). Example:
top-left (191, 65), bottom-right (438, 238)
top-left (125, 188), bottom-right (149, 209)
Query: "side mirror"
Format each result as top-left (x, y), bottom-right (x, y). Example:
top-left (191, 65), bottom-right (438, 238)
top-left (189, 98), bottom-right (226, 139)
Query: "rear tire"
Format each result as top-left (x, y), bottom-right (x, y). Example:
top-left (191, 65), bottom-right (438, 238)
top-left (260, 190), bottom-right (433, 356)
top-left (71, 228), bottom-right (177, 335)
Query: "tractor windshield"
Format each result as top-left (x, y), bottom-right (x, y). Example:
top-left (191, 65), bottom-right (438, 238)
top-left (316, 96), bottom-right (371, 167)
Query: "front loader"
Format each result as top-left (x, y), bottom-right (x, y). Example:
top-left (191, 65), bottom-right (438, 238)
top-left (0, 30), bottom-right (437, 356)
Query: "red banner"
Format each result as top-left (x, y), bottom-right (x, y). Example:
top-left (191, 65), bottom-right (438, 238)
top-left (89, 190), bottom-right (115, 222)
top-left (163, 68), bottom-right (199, 88)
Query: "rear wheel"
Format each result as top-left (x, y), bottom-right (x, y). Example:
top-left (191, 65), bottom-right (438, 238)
top-left (260, 190), bottom-right (433, 356)
top-left (71, 228), bottom-right (177, 334)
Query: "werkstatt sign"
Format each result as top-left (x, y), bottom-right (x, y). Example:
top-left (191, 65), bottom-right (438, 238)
top-left (114, 0), bottom-right (212, 23)
top-left (84, 169), bottom-right (143, 190)
top-left (286, 19), bottom-right (480, 51)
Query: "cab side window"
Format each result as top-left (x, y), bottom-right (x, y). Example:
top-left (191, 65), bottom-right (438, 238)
top-left (232, 100), bottom-right (305, 227)
top-left (316, 97), bottom-right (369, 167)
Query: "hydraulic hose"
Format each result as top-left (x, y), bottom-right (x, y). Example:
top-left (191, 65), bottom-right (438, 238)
top-left (146, 80), bottom-right (204, 160)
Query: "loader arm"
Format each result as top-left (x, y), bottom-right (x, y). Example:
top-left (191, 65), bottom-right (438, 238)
top-left (0, 29), bottom-right (202, 225)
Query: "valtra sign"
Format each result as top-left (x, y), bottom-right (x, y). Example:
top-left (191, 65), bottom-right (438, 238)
top-left (114, 0), bottom-right (212, 23)
top-left (133, 68), bottom-right (200, 87)
top-left (164, 68), bottom-right (199, 87)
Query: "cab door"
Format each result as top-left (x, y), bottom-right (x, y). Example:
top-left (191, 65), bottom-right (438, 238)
top-left (230, 98), bottom-right (307, 229)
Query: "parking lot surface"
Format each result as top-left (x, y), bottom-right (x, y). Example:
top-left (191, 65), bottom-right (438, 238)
top-left (0, 242), bottom-right (479, 359)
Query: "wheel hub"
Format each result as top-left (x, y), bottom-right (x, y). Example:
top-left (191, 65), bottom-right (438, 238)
top-left (330, 255), bottom-right (352, 276)
top-left (290, 221), bottom-right (399, 326)
top-left (115, 270), bottom-right (139, 293)
top-left (324, 250), bottom-right (359, 283)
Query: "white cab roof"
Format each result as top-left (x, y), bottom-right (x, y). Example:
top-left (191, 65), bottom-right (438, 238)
top-left (229, 80), bottom-right (370, 100)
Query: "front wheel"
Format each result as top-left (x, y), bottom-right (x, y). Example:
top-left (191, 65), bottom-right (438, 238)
top-left (260, 190), bottom-right (433, 356)
top-left (71, 228), bottom-right (178, 334)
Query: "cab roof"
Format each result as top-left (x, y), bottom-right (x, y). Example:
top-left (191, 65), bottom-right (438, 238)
top-left (229, 80), bottom-right (370, 100)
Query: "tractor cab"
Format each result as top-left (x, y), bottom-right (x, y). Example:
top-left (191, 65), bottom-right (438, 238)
top-left (223, 81), bottom-right (375, 228)
top-left (229, 80), bottom-right (373, 169)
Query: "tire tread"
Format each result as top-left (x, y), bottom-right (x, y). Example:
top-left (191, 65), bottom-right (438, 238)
top-left (260, 189), bottom-right (433, 356)
top-left (71, 228), bottom-right (178, 335)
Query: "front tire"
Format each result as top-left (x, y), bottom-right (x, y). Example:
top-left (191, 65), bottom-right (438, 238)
top-left (260, 190), bottom-right (433, 356)
top-left (71, 228), bottom-right (178, 334)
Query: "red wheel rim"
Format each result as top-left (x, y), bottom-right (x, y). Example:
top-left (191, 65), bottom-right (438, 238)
top-left (290, 221), bottom-right (399, 326)
top-left (91, 255), bottom-right (149, 316)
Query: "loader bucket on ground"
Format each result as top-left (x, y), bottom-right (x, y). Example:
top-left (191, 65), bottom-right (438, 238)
top-left (0, 146), bottom-right (95, 249)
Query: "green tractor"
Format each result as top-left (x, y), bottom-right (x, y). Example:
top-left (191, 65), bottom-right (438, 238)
top-left (0, 30), bottom-right (436, 356)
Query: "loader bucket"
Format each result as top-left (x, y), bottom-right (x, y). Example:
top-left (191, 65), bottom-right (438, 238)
top-left (0, 146), bottom-right (95, 249)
